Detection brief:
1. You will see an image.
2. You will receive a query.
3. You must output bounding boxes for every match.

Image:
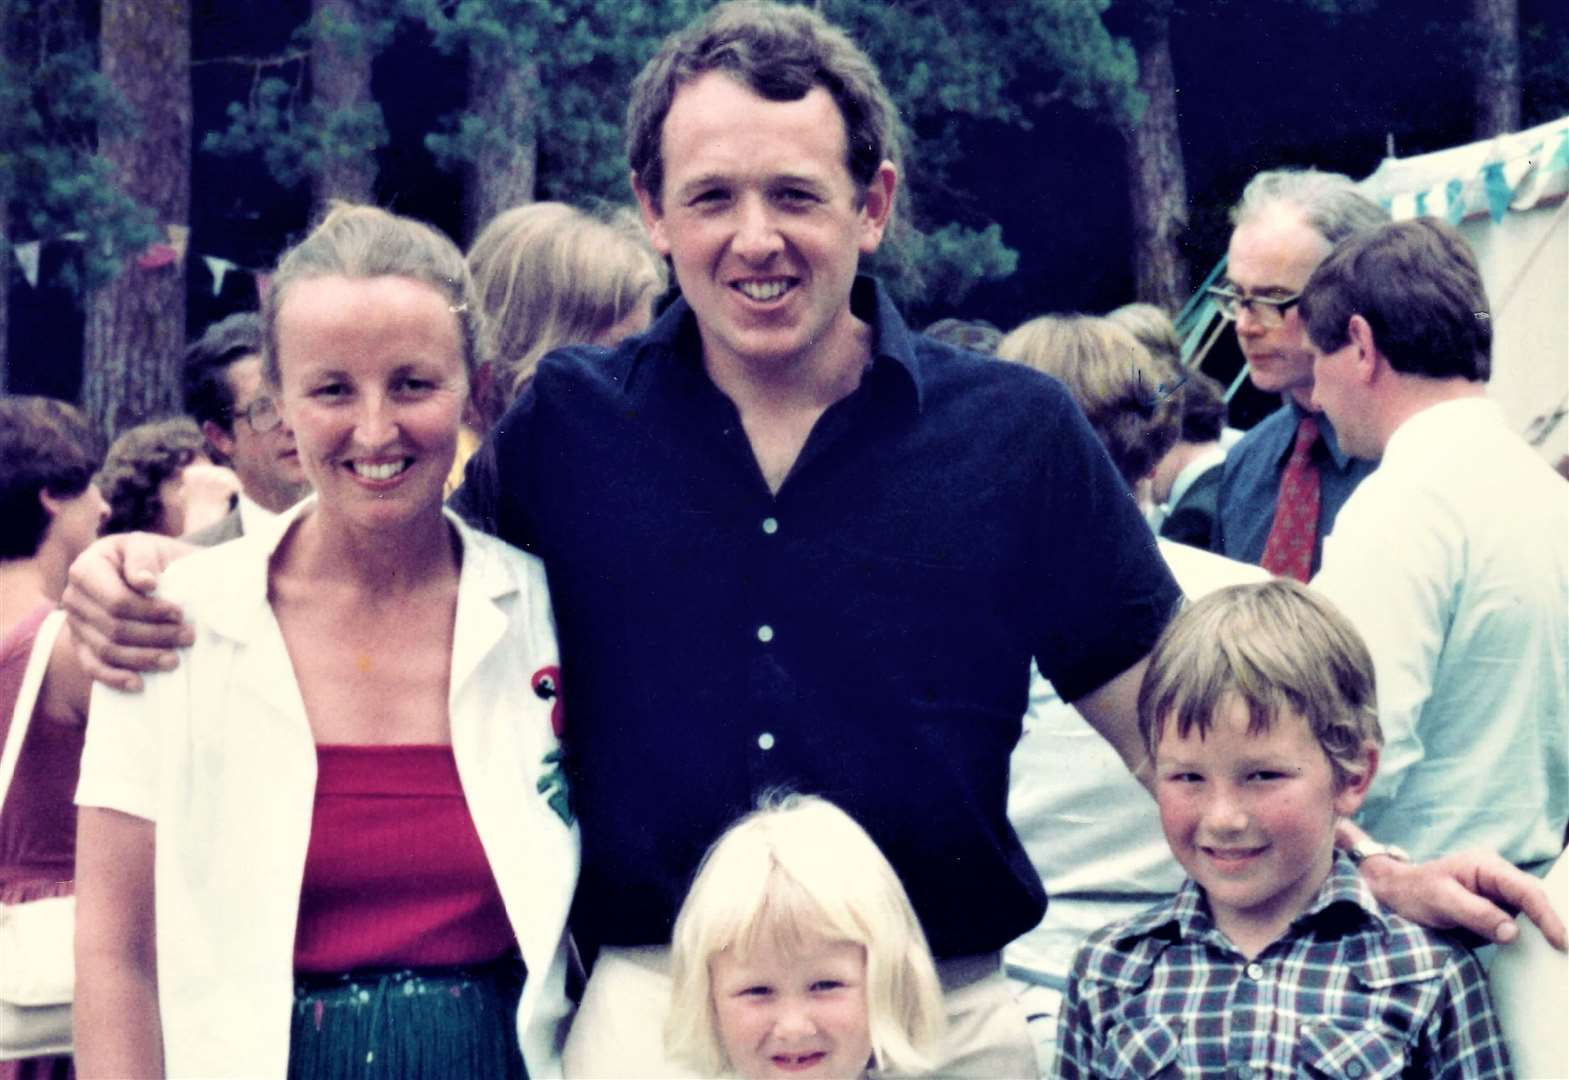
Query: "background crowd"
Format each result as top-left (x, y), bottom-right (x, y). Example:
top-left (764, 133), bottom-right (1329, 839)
top-left (1, 2), bottom-right (1565, 1079)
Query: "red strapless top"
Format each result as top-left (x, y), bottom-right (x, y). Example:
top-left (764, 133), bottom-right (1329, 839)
top-left (293, 743), bottom-right (515, 973)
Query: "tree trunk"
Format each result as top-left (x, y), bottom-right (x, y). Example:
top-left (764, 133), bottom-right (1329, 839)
top-left (311, 0), bottom-right (377, 214)
top-left (1122, 6), bottom-right (1191, 312)
top-left (463, 49), bottom-right (539, 241)
top-left (1, 199), bottom-right (10, 393)
top-left (1472, 0), bottom-right (1520, 138)
top-left (82, 0), bottom-right (190, 441)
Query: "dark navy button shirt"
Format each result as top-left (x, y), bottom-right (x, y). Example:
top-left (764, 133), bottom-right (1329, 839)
top-left (1215, 400), bottom-right (1379, 576)
top-left (455, 278), bottom-right (1181, 958)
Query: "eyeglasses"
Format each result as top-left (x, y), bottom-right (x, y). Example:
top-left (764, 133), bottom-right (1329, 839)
top-left (234, 395), bottom-right (282, 434)
top-left (1206, 285), bottom-right (1302, 329)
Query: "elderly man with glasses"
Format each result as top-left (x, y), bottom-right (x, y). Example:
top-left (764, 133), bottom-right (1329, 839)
top-left (1208, 169), bottom-right (1388, 581)
top-left (180, 312), bottom-right (310, 545)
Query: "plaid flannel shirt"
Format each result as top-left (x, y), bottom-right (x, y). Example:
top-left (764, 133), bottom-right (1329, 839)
top-left (1056, 853), bottom-right (1512, 1079)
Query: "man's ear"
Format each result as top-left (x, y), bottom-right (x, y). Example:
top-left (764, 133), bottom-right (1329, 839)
top-left (1345, 314), bottom-right (1381, 384)
top-left (201, 419), bottom-right (236, 462)
top-left (630, 172), bottom-right (671, 257)
top-left (857, 161), bottom-right (898, 255)
top-left (1333, 740), bottom-right (1381, 817)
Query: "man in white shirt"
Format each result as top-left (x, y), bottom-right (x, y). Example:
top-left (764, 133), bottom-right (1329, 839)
top-left (180, 313), bottom-right (310, 544)
top-left (1304, 217), bottom-right (1568, 872)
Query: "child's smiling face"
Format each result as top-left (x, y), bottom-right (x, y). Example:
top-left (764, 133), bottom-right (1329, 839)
top-left (1154, 696), bottom-right (1373, 955)
top-left (709, 935), bottom-right (872, 1079)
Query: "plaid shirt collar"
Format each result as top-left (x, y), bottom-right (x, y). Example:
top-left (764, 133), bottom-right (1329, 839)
top-left (1112, 852), bottom-right (1392, 957)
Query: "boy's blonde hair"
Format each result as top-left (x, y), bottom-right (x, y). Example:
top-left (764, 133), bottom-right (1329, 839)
top-left (1138, 579), bottom-right (1382, 788)
top-left (665, 794), bottom-right (944, 1076)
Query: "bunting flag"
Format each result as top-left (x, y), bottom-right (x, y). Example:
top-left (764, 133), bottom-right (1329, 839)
top-left (204, 255), bottom-right (235, 296)
top-left (10, 226), bottom-right (271, 297)
top-left (1362, 117), bottom-right (1569, 227)
top-left (167, 224), bottom-right (190, 261)
top-left (1444, 178), bottom-right (1465, 225)
top-left (136, 243), bottom-right (179, 269)
top-left (14, 241), bottom-right (42, 287)
top-left (1482, 161), bottom-right (1511, 223)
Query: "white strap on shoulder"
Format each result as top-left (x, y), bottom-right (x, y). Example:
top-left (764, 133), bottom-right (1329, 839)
top-left (0, 609), bottom-right (68, 812)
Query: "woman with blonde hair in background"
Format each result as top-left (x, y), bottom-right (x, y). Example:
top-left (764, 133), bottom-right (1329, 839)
top-left (449, 201), bottom-right (668, 491)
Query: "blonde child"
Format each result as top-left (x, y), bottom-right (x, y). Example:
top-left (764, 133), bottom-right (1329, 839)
top-left (666, 794), bottom-right (945, 1079)
top-left (1056, 580), bottom-right (1511, 1079)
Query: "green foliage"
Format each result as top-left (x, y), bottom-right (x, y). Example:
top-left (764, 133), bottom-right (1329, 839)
top-left (1, 0), bottom-right (161, 293)
top-left (202, 7), bottom-right (395, 190)
top-left (874, 221), bottom-right (1019, 309)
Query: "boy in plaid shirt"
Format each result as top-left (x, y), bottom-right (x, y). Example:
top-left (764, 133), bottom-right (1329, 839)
top-left (1056, 579), bottom-right (1511, 1078)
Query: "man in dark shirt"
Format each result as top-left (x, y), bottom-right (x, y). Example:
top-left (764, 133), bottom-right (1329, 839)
top-left (1213, 170), bottom-right (1387, 577)
top-left (456, 5), bottom-right (1176, 1073)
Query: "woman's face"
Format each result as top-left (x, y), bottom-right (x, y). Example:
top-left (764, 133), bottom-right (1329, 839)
top-left (273, 274), bottom-right (467, 534)
top-left (153, 453), bottom-right (212, 537)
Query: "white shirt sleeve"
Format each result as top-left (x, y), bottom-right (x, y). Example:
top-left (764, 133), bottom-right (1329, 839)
top-left (76, 676), bottom-right (164, 822)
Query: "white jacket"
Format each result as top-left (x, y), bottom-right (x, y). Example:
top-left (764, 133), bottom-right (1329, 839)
top-left (78, 502), bottom-right (579, 1078)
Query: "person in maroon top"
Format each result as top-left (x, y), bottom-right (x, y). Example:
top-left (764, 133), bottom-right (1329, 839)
top-left (0, 397), bottom-right (108, 1080)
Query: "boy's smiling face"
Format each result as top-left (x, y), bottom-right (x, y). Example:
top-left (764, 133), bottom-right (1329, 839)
top-left (1154, 696), bottom-right (1374, 955)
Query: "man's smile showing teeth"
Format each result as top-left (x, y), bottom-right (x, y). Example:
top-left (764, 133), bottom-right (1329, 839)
top-left (735, 279), bottom-right (792, 302)
top-left (351, 459), bottom-right (409, 481)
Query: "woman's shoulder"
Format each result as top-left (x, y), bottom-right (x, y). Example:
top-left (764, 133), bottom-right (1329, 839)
top-left (159, 530), bottom-right (271, 622)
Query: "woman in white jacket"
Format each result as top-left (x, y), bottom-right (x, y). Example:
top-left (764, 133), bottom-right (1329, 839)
top-left (73, 204), bottom-right (578, 1080)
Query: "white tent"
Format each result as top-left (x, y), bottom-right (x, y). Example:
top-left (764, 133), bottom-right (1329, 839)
top-left (1358, 115), bottom-right (1569, 467)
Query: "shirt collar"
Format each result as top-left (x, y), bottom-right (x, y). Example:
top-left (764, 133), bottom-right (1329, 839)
top-left (1384, 396), bottom-right (1502, 461)
top-left (632, 276), bottom-right (926, 411)
top-left (203, 497), bottom-right (515, 643)
top-left (1279, 398), bottom-right (1359, 472)
top-left (1122, 850), bottom-right (1385, 951)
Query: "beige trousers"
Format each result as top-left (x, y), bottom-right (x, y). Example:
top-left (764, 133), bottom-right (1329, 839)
top-left (561, 945), bottom-right (1039, 1079)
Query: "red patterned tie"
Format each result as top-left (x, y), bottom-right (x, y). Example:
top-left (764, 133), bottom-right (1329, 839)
top-left (1259, 416), bottom-right (1321, 582)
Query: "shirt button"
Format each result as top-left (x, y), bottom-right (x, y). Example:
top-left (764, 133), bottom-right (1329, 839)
top-left (757, 732), bottom-right (775, 751)
top-left (1245, 962), bottom-right (1265, 980)
top-left (1230, 1067), bottom-right (1253, 1080)
top-left (757, 625), bottom-right (774, 643)
top-left (761, 517), bottom-right (779, 535)
top-left (1346, 1063), bottom-right (1365, 1079)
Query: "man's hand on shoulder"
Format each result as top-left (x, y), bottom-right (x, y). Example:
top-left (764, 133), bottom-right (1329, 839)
top-left (63, 532), bottom-right (197, 692)
top-left (1345, 820), bottom-right (1566, 950)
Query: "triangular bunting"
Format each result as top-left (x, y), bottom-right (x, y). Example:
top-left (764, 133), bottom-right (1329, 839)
top-left (167, 224), bottom-right (190, 261)
top-left (1481, 161), bottom-right (1510, 222)
top-left (14, 241), bottom-right (41, 287)
top-left (136, 243), bottom-right (179, 270)
top-left (205, 256), bottom-right (234, 297)
top-left (1444, 178), bottom-right (1466, 225)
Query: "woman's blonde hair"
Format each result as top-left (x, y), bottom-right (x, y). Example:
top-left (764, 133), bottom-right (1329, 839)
top-left (997, 314), bottom-right (1181, 489)
top-left (467, 201), bottom-right (667, 424)
top-left (262, 202), bottom-right (483, 388)
top-left (665, 793), bottom-right (944, 1077)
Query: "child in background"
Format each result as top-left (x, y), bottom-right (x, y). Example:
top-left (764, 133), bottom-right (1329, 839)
top-left (665, 794), bottom-right (945, 1079)
top-left (1056, 579), bottom-right (1511, 1079)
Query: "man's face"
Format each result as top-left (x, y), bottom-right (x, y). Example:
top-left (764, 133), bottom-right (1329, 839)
top-left (1309, 334), bottom-right (1377, 460)
top-left (634, 71), bottom-right (895, 385)
top-left (1225, 207), bottom-right (1333, 408)
top-left (215, 355), bottom-right (308, 513)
